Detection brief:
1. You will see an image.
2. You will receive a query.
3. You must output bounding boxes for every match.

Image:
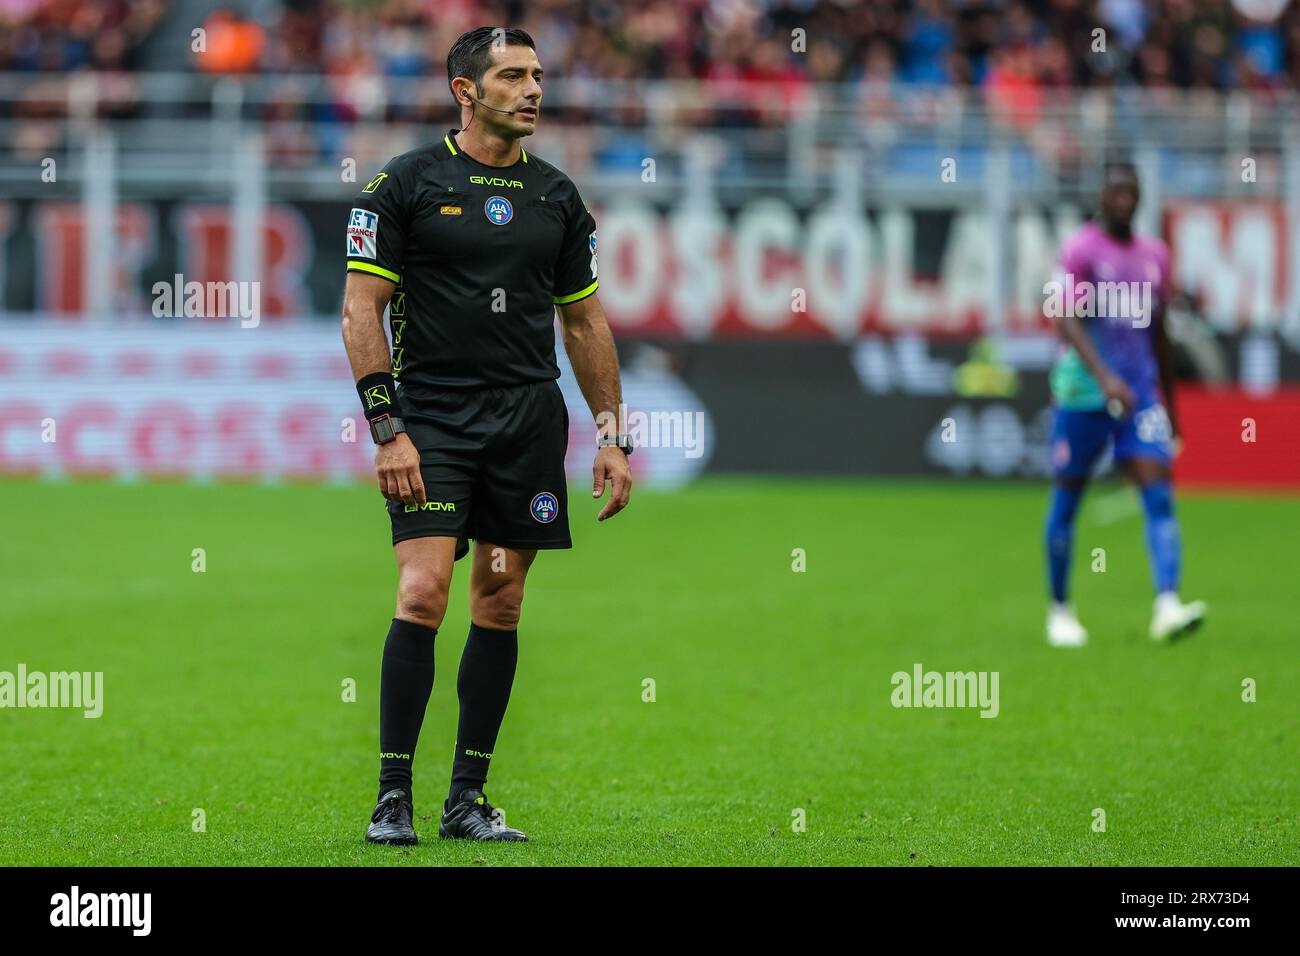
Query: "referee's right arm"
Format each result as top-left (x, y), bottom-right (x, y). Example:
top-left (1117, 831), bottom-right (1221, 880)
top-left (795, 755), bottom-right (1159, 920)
top-left (343, 161), bottom-right (425, 507)
top-left (343, 271), bottom-right (425, 506)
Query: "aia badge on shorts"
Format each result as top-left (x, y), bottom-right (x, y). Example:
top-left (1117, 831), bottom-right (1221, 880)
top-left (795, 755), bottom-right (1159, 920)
top-left (530, 491), bottom-right (559, 524)
top-left (484, 195), bottom-right (513, 225)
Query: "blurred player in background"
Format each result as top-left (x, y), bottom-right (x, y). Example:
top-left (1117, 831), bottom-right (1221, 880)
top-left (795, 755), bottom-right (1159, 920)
top-left (1043, 162), bottom-right (1207, 647)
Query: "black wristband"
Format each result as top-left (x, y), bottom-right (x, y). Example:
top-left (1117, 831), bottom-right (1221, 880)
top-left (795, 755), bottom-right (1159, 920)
top-left (356, 372), bottom-right (400, 422)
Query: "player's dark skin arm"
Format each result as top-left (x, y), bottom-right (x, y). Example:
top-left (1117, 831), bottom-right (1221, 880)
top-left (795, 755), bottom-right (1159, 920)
top-left (1059, 313), bottom-right (1137, 413)
top-left (341, 271), bottom-right (426, 506)
top-left (1152, 304), bottom-right (1180, 442)
top-left (556, 292), bottom-right (631, 521)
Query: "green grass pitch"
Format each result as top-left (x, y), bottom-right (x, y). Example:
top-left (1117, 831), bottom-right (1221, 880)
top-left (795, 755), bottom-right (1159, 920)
top-left (1, 476), bottom-right (1296, 866)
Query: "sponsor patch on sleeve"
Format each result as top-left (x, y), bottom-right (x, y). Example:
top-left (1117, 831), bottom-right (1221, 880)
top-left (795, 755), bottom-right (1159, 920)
top-left (347, 208), bottom-right (379, 259)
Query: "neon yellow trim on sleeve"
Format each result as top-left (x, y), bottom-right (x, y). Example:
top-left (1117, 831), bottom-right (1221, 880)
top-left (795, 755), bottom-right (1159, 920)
top-left (444, 134), bottom-right (457, 156)
top-left (347, 261), bottom-right (401, 283)
top-left (553, 280), bottom-right (598, 305)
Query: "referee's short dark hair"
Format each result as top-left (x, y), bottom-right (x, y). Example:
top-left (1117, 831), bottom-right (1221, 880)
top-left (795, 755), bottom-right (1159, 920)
top-left (447, 27), bottom-right (536, 102)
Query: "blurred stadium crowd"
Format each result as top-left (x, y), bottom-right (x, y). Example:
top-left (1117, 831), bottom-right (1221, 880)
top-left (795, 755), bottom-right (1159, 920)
top-left (1, 1), bottom-right (1297, 171)
top-left (1, 0), bottom-right (1298, 90)
top-left (0, 0), bottom-right (169, 72)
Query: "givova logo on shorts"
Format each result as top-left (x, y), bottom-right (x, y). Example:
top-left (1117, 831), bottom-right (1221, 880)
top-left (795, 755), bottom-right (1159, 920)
top-left (530, 492), bottom-right (559, 523)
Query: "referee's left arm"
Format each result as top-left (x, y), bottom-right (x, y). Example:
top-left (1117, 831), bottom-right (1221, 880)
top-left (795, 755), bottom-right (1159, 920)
top-left (553, 187), bottom-right (630, 521)
top-left (558, 291), bottom-right (630, 521)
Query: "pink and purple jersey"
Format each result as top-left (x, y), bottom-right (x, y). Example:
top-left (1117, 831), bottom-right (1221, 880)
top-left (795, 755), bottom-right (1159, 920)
top-left (1049, 222), bottom-right (1172, 409)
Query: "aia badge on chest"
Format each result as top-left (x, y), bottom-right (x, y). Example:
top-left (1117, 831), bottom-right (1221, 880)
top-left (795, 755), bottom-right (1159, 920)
top-left (484, 195), bottom-right (513, 225)
top-left (530, 491), bottom-right (559, 524)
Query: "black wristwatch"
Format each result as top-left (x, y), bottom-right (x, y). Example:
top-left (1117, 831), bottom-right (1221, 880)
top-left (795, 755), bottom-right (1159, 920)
top-left (598, 434), bottom-right (634, 456)
top-left (369, 414), bottom-right (406, 445)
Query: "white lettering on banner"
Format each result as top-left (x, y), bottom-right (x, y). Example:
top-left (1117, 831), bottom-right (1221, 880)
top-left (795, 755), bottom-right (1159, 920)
top-left (602, 199), bottom-right (1294, 335)
top-left (667, 207), bottom-right (725, 340)
top-left (937, 210), bottom-right (994, 331)
top-left (12, 198), bottom-right (1294, 336)
top-left (922, 403), bottom-right (1052, 478)
top-left (1013, 207), bottom-right (1083, 330)
top-left (1166, 201), bottom-right (1283, 331)
top-left (879, 209), bottom-right (938, 331)
top-left (733, 199), bottom-right (800, 331)
top-left (595, 204), bottom-right (661, 326)
top-left (805, 205), bottom-right (870, 339)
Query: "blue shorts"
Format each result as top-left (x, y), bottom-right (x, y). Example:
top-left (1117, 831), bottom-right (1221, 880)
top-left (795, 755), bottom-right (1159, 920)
top-left (1050, 396), bottom-right (1173, 479)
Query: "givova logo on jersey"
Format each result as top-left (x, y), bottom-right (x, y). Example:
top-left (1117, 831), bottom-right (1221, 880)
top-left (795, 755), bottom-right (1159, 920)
top-left (530, 491), bottom-right (559, 523)
top-left (347, 208), bottom-right (378, 258)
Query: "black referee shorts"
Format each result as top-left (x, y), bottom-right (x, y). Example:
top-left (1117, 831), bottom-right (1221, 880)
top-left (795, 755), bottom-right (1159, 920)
top-left (388, 379), bottom-right (572, 558)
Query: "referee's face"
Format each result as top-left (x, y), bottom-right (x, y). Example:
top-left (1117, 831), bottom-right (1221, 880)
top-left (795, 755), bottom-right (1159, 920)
top-left (477, 45), bottom-right (544, 137)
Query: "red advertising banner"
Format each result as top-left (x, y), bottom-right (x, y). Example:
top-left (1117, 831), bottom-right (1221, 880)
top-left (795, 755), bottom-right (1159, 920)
top-left (1175, 385), bottom-right (1300, 491)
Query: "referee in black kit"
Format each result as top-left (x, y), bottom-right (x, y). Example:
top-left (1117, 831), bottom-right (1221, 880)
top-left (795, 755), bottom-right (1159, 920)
top-left (341, 26), bottom-right (632, 844)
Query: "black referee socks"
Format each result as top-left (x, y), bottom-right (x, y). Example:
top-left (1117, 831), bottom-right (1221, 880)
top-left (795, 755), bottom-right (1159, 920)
top-left (448, 623), bottom-right (519, 806)
top-left (378, 618), bottom-right (438, 800)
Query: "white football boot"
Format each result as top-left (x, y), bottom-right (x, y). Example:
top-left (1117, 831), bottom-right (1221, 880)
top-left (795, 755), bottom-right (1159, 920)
top-left (1150, 592), bottom-right (1208, 642)
top-left (1047, 603), bottom-right (1089, 647)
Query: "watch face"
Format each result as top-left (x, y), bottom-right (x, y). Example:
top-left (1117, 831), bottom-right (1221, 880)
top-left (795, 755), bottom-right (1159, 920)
top-left (599, 436), bottom-right (631, 454)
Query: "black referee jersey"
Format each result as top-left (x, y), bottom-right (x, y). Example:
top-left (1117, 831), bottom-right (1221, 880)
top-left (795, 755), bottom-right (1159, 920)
top-left (345, 129), bottom-right (599, 396)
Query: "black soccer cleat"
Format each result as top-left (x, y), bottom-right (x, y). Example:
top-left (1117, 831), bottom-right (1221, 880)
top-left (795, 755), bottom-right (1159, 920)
top-left (439, 789), bottom-right (527, 842)
top-left (365, 788), bottom-right (418, 845)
